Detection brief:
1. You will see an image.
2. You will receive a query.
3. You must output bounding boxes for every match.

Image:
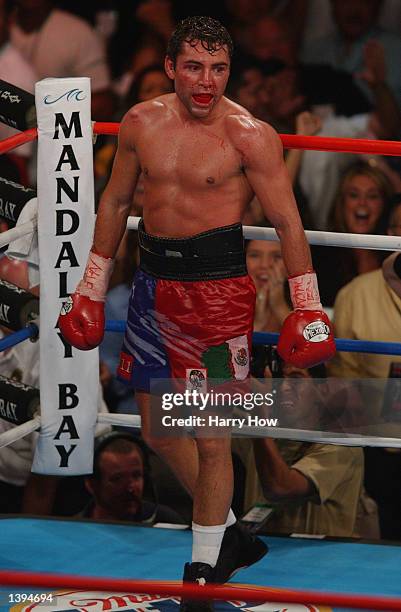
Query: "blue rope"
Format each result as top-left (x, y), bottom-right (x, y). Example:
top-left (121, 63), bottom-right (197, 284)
top-left (252, 331), bottom-right (401, 356)
top-left (1, 320), bottom-right (400, 356)
top-left (0, 323), bottom-right (38, 352)
top-left (106, 320), bottom-right (401, 356)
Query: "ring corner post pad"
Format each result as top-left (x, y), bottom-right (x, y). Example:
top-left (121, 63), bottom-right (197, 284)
top-left (0, 79), bottom-right (36, 131)
top-left (33, 76), bottom-right (98, 476)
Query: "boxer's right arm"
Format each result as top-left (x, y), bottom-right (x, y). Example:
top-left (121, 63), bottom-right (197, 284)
top-left (58, 110), bottom-right (142, 350)
top-left (236, 118), bottom-right (335, 368)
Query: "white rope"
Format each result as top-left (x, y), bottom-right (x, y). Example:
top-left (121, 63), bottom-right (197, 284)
top-left (3, 413), bottom-right (399, 449)
top-left (126, 216), bottom-right (401, 252)
top-left (97, 412), bottom-right (141, 428)
top-left (0, 217), bottom-right (37, 249)
top-left (96, 412), bottom-right (401, 448)
top-left (0, 414), bottom-right (40, 448)
top-left (235, 426), bottom-right (401, 448)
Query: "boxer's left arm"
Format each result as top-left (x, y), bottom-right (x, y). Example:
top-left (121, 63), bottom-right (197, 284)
top-left (236, 118), bottom-right (336, 368)
top-left (382, 252), bottom-right (401, 298)
top-left (93, 109), bottom-right (142, 258)
top-left (58, 110), bottom-right (141, 350)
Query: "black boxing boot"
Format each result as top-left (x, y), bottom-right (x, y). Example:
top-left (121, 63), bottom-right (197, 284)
top-left (214, 522), bottom-right (268, 583)
top-left (179, 562), bottom-right (215, 611)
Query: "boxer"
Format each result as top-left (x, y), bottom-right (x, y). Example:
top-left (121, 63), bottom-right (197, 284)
top-left (59, 16), bottom-right (335, 611)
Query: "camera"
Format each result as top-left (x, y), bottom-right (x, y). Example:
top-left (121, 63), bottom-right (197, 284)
top-left (250, 344), bottom-right (283, 378)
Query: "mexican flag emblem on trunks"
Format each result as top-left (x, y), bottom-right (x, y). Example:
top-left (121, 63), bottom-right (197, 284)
top-left (197, 335), bottom-right (249, 381)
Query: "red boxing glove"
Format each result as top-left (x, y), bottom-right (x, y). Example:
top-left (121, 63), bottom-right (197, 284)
top-left (59, 293), bottom-right (105, 350)
top-left (278, 309), bottom-right (336, 369)
top-left (277, 270), bottom-right (336, 368)
top-left (58, 250), bottom-right (114, 351)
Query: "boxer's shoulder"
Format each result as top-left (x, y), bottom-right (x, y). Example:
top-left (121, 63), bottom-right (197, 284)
top-left (123, 94), bottom-right (175, 128)
top-left (224, 108), bottom-right (281, 161)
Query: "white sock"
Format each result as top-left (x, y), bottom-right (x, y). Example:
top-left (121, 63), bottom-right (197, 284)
top-left (226, 508), bottom-right (236, 528)
top-left (192, 522), bottom-right (226, 567)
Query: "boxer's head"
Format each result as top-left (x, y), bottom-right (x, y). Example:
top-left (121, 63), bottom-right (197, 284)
top-left (165, 16), bottom-right (233, 119)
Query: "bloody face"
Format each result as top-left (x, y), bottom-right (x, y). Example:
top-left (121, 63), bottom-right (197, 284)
top-left (165, 40), bottom-right (230, 119)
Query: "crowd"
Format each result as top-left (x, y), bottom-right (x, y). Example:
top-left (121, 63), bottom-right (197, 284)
top-left (0, 0), bottom-right (401, 564)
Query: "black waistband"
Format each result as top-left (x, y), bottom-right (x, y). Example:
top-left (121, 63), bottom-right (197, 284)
top-left (138, 219), bottom-right (247, 281)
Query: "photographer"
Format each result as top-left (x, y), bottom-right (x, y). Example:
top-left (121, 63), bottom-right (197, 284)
top-left (233, 356), bottom-right (377, 538)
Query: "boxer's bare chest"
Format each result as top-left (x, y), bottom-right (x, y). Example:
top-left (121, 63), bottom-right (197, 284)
top-left (135, 117), bottom-right (243, 190)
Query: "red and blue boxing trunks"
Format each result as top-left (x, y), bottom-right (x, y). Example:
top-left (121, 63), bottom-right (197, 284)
top-left (117, 220), bottom-right (255, 392)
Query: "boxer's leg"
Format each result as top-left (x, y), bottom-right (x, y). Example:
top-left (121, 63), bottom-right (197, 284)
top-left (190, 435), bottom-right (233, 571)
top-left (193, 435), bottom-right (233, 526)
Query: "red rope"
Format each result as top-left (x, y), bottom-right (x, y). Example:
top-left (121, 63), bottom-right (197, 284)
top-left (92, 122), bottom-right (401, 156)
top-left (93, 122), bottom-right (120, 136)
top-left (1, 124), bottom-right (401, 157)
top-left (0, 570), bottom-right (400, 610)
top-left (281, 133), bottom-right (401, 156)
top-left (0, 128), bottom-right (37, 155)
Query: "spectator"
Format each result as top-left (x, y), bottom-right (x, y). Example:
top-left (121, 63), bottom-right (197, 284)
top-left (382, 199), bottom-right (401, 297)
top-left (80, 431), bottom-right (186, 525)
top-left (0, 0), bottom-right (36, 184)
top-left (10, 0), bottom-right (115, 120)
top-left (245, 238), bottom-right (290, 334)
top-left (313, 161), bottom-right (393, 306)
top-left (301, 0), bottom-right (401, 54)
top-left (238, 15), bottom-right (373, 117)
top-left (124, 63), bottom-right (173, 112)
top-left (226, 59), bottom-right (271, 121)
top-left (227, 63), bottom-right (319, 226)
top-left (108, 3), bottom-right (173, 99)
top-left (302, 0), bottom-right (401, 108)
top-left (261, 56), bottom-right (399, 230)
top-left (329, 203), bottom-right (401, 539)
top-left (223, 0), bottom-right (273, 48)
top-left (232, 361), bottom-right (367, 538)
top-left (330, 200), bottom-right (401, 381)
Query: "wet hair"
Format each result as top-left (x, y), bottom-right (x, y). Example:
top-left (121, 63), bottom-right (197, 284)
top-left (166, 16), bottom-right (233, 66)
top-left (330, 161), bottom-right (393, 234)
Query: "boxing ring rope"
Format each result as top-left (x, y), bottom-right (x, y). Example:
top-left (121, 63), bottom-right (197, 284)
top-left (94, 411), bottom-right (401, 448)
top-left (5, 122), bottom-right (401, 157)
top-left (92, 121), bottom-right (401, 157)
top-left (0, 218), bottom-right (37, 249)
top-left (1, 207), bottom-right (400, 253)
top-left (1, 318), bottom-right (401, 356)
top-left (0, 569), bottom-right (401, 611)
top-left (2, 85), bottom-right (401, 610)
top-left (0, 323), bottom-right (38, 352)
top-left (0, 127), bottom-right (37, 155)
top-left (4, 408), bottom-right (401, 450)
top-left (0, 415), bottom-right (40, 449)
top-left (126, 216), bottom-right (401, 251)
